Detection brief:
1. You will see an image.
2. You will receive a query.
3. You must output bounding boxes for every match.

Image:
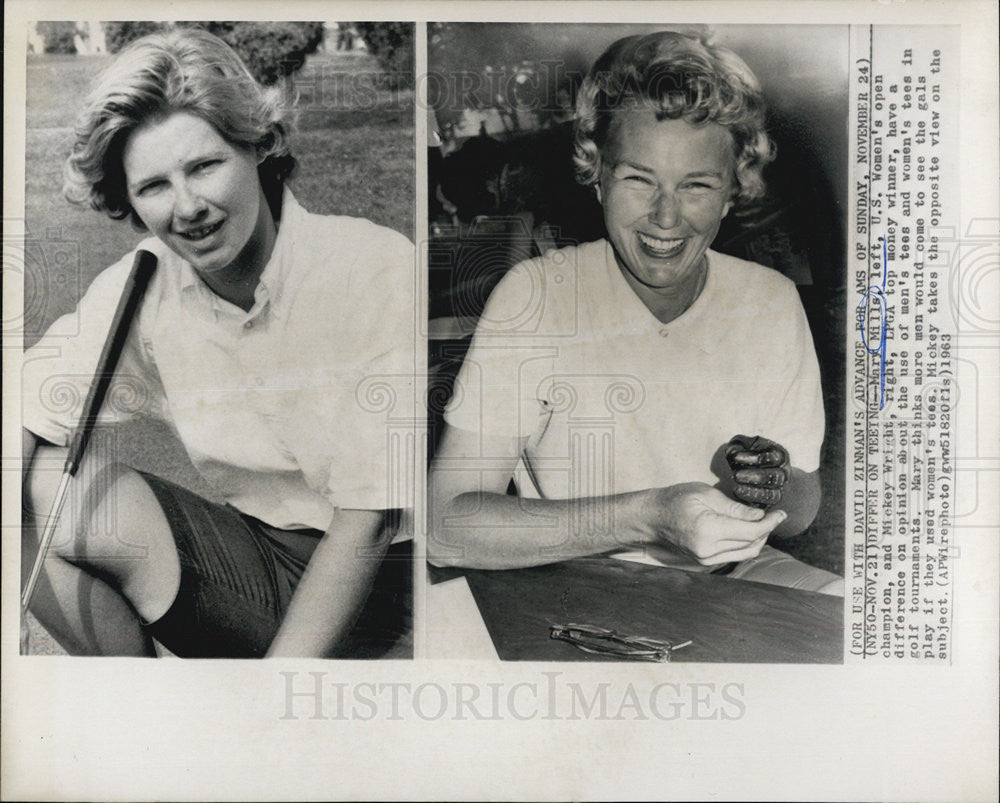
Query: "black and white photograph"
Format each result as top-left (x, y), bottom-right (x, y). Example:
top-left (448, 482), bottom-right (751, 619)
top-left (2, 2), bottom-right (997, 801)
top-left (426, 23), bottom-right (849, 662)
top-left (17, 20), bottom-right (417, 659)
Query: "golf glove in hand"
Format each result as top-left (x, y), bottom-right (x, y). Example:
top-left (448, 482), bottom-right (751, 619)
top-left (725, 434), bottom-right (790, 509)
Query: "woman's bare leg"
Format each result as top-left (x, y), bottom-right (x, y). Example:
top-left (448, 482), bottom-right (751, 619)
top-left (22, 555), bottom-right (156, 655)
top-left (23, 444), bottom-right (182, 656)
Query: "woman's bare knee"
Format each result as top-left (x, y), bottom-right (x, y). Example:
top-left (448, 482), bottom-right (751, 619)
top-left (26, 449), bottom-right (167, 562)
top-left (24, 450), bottom-right (181, 622)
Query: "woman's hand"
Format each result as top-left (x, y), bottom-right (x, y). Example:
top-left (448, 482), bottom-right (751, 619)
top-left (625, 482), bottom-right (787, 566)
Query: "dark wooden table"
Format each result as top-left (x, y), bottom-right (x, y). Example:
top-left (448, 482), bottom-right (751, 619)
top-left (457, 557), bottom-right (844, 663)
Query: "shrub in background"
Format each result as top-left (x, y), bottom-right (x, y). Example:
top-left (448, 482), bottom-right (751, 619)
top-left (102, 21), bottom-right (162, 54)
top-left (205, 21), bottom-right (324, 85)
top-left (37, 21), bottom-right (78, 54)
top-left (102, 21), bottom-right (324, 86)
top-left (354, 22), bottom-right (414, 89)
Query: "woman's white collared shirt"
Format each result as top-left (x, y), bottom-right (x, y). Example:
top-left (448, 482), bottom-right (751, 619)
top-left (23, 190), bottom-right (416, 529)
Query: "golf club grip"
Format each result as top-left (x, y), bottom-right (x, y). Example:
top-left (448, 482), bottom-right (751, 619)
top-left (65, 249), bottom-right (158, 476)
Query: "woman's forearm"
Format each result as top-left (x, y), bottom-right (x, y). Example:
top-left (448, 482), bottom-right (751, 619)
top-left (428, 488), bottom-right (649, 570)
top-left (430, 482), bottom-right (790, 571)
top-left (266, 509), bottom-right (390, 658)
top-left (427, 427), bottom-right (788, 570)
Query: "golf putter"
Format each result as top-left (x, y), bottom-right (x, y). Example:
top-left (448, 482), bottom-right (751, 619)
top-left (21, 249), bottom-right (158, 615)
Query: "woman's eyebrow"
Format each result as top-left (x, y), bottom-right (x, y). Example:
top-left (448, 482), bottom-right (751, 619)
top-left (127, 150), bottom-right (229, 191)
top-left (683, 170), bottom-right (727, 180)
top-left (612, 158), bottom-right (654, 173)
top-left (184, 149), bottom-right (228, 165)
top-left (126, 170), bottom-right (164, 192)
top-left (611, 161), bottom-right (727, 181)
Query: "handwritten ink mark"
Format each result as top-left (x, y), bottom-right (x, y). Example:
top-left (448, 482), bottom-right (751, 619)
top-left (857, 236), bottom-right (890, 410)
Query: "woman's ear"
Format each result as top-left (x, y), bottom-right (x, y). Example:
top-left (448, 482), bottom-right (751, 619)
top-left (722, 184), bottom-right (736, 218)
top-left (255, 133), bottom-right (274, 165)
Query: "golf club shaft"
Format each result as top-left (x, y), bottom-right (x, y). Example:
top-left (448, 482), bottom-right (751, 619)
top-left (66, 249), bottom-right (158, 475)
top-left (21, 472), bottom-right (72, 611)
top-left (21, 249), bottom-right (158, 615)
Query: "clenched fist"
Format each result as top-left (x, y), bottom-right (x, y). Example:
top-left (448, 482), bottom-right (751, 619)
top-left (630, 483), bottom-right (786, 565)
top-left (725, 435), bottom-right (789, 509)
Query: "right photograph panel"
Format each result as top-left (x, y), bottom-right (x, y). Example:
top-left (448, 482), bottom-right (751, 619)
top-left (425, 23), bottom-right (848, 663)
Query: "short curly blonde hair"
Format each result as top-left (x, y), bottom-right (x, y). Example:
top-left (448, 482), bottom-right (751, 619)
top-left (573, 31), bottom-right (775, 208)
top-left (64, 27), bottom-right (295, 226)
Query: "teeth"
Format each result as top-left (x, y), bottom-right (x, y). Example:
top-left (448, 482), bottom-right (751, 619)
top-left (638, 232), bottom-right (684, 252)
top-left (178, 221), bottom-right (221, 240)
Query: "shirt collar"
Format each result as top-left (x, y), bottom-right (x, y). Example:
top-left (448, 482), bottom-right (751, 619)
top-left (599, 240), bottom-right (722, 355)
top-left (254, 186), bottom-right (303, 315)
top-left (171, 186), bottom-right (302, 320)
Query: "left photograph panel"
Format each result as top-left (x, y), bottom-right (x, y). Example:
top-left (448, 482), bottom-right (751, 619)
top-left (19, 21), bottom-right (417, 658)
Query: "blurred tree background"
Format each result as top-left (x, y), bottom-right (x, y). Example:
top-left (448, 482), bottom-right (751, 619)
top-left (36, 21), bottom-right (78, 54)
top-left (428, 22), bottom-right (584, 141)
top-left (354, 22), bottom-right (414, 88)
top-left (102, 21), bottom-right (325, 85)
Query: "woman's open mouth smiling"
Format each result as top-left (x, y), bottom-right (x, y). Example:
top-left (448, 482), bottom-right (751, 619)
top-left (637, 232), bottom-right (686, 259)
top-left (176, 219), bottom-right (224, 242)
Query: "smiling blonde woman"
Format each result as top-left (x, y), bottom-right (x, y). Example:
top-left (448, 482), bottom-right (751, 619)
top-left (22, 28), bottom-right (414, 657)
top-left (429, 31), bottom-right (842, 596)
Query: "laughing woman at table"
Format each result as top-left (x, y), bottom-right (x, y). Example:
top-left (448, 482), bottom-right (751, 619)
top-left (428, 31), bottom-right (842, 595)
top-left (22, 29), bottom-right (414, 656)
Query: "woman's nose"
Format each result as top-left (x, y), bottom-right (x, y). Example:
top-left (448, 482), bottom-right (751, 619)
top-left (650, 190), bottom-right (680, 230)
top-left (173, 182), bottom-right (207, 221)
